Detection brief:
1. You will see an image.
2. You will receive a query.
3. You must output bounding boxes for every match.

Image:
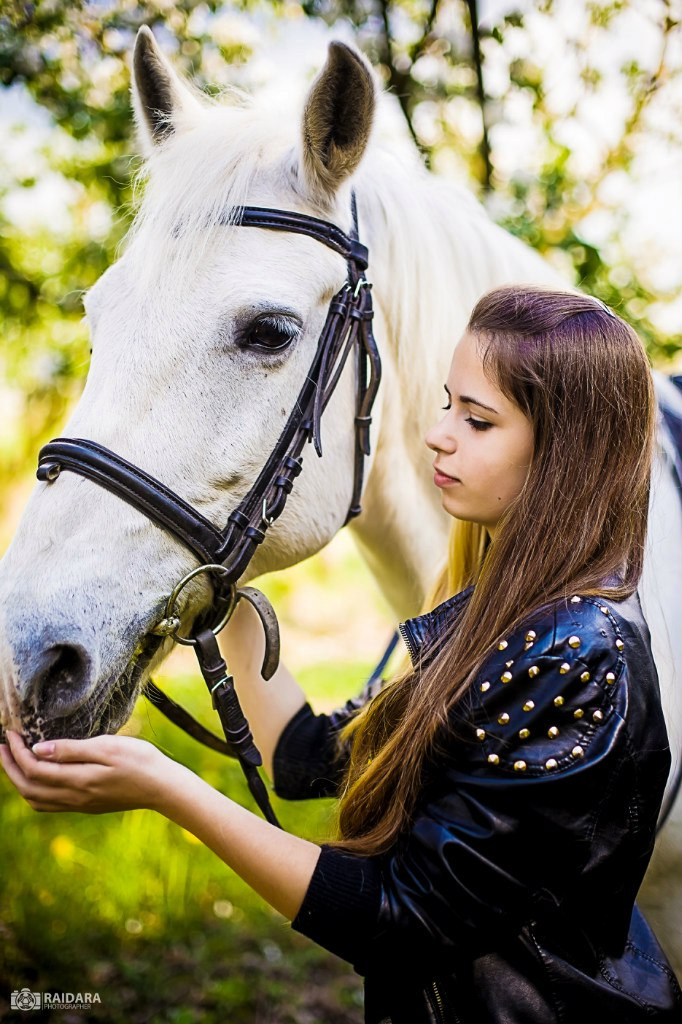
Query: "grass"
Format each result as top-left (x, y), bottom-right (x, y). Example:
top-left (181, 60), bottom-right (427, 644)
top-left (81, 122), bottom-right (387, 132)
top-left (0, 664), bottom-right (373, 1023)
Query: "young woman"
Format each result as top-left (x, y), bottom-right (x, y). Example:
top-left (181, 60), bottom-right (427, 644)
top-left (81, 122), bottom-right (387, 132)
top-left (2, 286), bottom-right (680, 1023)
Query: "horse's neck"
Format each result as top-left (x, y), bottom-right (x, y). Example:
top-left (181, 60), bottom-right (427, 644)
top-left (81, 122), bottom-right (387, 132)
top-left (350, 153), bottom-right (565, 618)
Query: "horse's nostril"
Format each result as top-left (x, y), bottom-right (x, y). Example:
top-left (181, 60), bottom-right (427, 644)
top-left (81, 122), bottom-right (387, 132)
top-left (34, 643), bottom-right (94, 716)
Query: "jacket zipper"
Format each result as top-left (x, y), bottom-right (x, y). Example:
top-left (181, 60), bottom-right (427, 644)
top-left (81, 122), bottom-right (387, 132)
top-left (428, 978), bottom-right (462, 1024)
top-left (398, 620), bottom-right (419, 663)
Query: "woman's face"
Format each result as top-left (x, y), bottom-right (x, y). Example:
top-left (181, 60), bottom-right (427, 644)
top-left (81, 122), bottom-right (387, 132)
top-left (425, 331), bottom-right (534, 535)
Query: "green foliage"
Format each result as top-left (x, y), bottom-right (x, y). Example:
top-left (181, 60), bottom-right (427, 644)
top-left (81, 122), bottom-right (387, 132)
top-left (0, 661), bottom-right (367, 1022)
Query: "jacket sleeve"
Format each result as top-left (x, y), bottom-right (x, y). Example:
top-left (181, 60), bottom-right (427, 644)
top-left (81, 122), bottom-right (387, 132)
top-left (291, 598), bottom-right (667, 972)
top-left (271, 674), bottom-right (386, 800)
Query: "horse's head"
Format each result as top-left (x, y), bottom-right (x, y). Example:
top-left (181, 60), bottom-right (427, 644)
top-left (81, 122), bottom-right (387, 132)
top-left (0, 28), bottom-right (379, 743)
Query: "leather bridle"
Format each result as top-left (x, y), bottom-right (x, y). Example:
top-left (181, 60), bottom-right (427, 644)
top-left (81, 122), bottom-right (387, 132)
top-left (36, 195), bottom-right (381, 827)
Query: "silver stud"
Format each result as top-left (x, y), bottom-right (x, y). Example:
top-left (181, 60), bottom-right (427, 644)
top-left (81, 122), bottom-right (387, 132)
top-left (525, 630), bottom-right (537, 642)
top-left (616, 638), bottom-right (624, 651)
top-left (523, 700), bottom-right (535, 712)
top-left (498, 640), bottom-right (508, 651)
top-left (498, 712), bottom-right (510, 725)
top-left (573, 708), bottom-right (584, 719)
top-left (480, 681), bottom-right (491, 692)
top-left (600, 605), bottom-right (609, 614)
top-left (571, 745), bottom-right (584, 758)
top-left (554, 695), bottom-right (565, 707)
top-left (559, 662), bottom-right (570, 674)
top-left (592, 710), bottom-right (604, 722)
top-left (501, 671), bottom-right (512, 684)
top-left (547, 726), bottom-right (559, 738)
top-left (476, 728), bottom-right (486, 740)
top-left (528, 665), bottom-right (540, 678)
top-left (488, 753), bottom-right (500, 765)
top-left (519, 728), bottom-right (530, 739)
top-left (570, 596), bottom-right (581, 603)
top-left (545, 758), bottom-right (558, 770)
top-left (568, 635), bottom-right (581, 648)
top-left (513, 760), bottom-right (527, 772)
top-left (605, 672), bottom-right (616, 684)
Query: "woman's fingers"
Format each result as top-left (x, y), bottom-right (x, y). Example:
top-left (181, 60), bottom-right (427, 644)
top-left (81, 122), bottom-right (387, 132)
top-left (0, 741), bottom-right (78, 808)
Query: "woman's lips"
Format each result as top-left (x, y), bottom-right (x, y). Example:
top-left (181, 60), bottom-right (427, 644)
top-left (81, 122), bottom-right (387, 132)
top-left (433, 468), bottom-right (461, 488)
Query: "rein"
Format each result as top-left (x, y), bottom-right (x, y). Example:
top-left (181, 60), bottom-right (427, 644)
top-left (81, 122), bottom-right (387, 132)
top-left (36, 195), bottom-right (381, 828)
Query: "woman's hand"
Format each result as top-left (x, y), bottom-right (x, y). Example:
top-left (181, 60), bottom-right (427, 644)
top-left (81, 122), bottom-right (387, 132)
top-left (0, 729), bottom-right (182, 815)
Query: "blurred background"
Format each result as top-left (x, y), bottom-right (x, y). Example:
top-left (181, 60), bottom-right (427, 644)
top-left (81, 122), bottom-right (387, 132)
top-left (1, 1), bottom-right (681, 1020)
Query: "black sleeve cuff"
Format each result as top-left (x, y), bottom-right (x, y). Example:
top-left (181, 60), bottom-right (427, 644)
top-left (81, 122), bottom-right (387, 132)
top-left (291, 844), bottom-right (384, 973)
top-left (272, 703), bottom-right (348, 800)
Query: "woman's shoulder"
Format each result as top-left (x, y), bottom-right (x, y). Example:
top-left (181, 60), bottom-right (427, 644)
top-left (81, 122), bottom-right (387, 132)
top-left (459, 594), bottom-right (638, 776)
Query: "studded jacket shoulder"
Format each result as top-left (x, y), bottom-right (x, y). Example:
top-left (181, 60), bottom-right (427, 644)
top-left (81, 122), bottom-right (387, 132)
top-left (274, 585), bottom-right (680, 1023)
top-left (419, 591), bottom-right (628, 777)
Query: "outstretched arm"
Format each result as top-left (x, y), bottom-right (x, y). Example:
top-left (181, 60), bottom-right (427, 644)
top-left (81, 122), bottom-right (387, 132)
top-left (0, 730), bottom-right (320, 921)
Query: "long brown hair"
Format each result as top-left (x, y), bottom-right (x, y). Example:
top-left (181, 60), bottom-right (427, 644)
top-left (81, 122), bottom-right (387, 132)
top-left (329, 285), bottom-right (656, 857)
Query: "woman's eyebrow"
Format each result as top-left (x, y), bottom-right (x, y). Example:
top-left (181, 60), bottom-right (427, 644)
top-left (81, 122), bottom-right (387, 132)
top-left (444, 384), bottom-right (499, 415)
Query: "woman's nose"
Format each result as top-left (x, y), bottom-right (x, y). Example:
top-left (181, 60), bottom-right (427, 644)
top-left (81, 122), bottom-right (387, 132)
top-left (425, 416), bottom-right (456, 453)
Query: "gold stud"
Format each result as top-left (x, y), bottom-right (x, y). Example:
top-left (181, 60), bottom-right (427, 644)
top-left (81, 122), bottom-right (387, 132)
top-left (480, 681), bottom-right (491, 692)
top-left (554, 695), bottom-right (565, 707)
top-left (571, 745), bottom-right (584, 758)
top-left (580, 671), bottom-right (590, 682)
top-left (524, 641), bottom-right (533, 650)
top-left (592, 710), bottom-right (604, 722)
top-left (600, 605), bottom-right (609, 614)
top-left (498, 712), bottom-right (510, 725)
top-left (476, 728), bottom-right (486, 740)
top-left (616, 638), bottom-right (624, 651)
top-left (523, 700), bottom-right (535, 712)
top-left (547, 726), bottom-right (559, 738)
top-left (528, 665), bottom-right (539, 678)
top-left (570, 595), bottom-right (581, 603)
top-left (545, 758), bottom-right (558, 770)
top-left (501, 671), bottom-right (513, 684)
top-left (513, 760), bottom-right (527, 772)
top-left (498, 640), bottom-right (508, 651)
top-left (505, 659), bottom-right (514, 668)
top-left (525, 630), bottom-right (537, 642)
top-left (559, 662), bottom-right (570, 674)
top-left (488, 753), bottom-right (500, 765)
top-left (568, 635), bottom-right (581, 648)
top-left (573, 708), bottom-right (584, 719)
top-left (605, 672), bottom-right (616, 684)
top-left (519, 728), bottom-right (530, 739)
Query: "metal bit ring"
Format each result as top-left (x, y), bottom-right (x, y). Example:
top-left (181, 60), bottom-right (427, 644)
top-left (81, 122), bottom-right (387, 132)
top-left (152, 564), bottom-right (238, 646)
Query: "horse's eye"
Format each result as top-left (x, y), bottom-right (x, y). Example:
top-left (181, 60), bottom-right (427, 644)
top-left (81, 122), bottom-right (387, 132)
top-left (244, 316), bottom-right (299, 351)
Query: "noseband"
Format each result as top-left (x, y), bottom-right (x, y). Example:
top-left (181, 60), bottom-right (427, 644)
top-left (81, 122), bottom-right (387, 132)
top-left (36, 195), bottom-right (381, 827)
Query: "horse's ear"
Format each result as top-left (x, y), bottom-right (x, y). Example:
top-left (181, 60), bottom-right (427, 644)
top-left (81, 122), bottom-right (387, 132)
top-left (302, 41), bottom-right (376, 203)
top-left (132, 26), bottom-right (202, 151)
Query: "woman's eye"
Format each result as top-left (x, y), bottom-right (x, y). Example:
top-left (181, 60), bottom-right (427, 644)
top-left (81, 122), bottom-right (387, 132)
top-left (465, 416), bottom-right (493, 431)
top-left (243, 317), bottom-right (299, 351)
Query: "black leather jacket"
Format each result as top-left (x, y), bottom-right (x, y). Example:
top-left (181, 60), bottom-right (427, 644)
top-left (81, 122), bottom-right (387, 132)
top-left (272, 587), bottom-right (682, 1023)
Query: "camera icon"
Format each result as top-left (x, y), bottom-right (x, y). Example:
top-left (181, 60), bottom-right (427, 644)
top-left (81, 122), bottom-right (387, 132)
top-left (10, 988), bottom-right (41, 1011)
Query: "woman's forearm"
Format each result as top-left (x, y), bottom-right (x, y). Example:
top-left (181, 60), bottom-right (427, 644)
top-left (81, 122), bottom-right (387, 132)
top-left (156, 761), bottom-right (321, 920)
top-left (218, 598), bottom-right (308, 780)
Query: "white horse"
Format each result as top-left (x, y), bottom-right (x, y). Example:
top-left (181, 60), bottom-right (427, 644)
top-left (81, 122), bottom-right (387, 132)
top-left (0, 30), bottom-right (680, 973)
